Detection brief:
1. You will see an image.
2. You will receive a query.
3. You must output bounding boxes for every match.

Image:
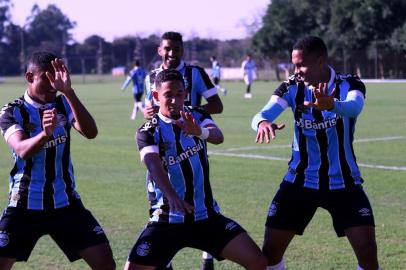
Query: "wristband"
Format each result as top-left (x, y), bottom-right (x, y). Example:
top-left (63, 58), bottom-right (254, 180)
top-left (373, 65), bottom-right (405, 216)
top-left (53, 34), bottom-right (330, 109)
top-left (198, 127), bottom-right (210, 140)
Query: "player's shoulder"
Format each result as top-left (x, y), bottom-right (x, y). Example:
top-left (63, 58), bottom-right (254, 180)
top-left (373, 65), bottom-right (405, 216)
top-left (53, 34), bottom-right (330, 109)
top-left (187, 106), bottom-right (211, 120)
top-left (336, 73), bottom-right (365, 92)
top-left (138, 114), bottom-right (160, 133)
top-left (274, 75), bottom-right (297, 96)
top-left (0, 96), bottom-right (24, 119)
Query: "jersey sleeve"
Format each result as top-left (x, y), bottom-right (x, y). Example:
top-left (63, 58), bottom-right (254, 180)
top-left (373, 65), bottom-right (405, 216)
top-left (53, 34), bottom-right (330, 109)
top-left (194, 67), bottom-right (217, 99)
top-left (136, 120), bottom-right (159, 161)
top-left (190, 107), bottom-right (215, 127)
top-left (0, 103), bottom-right (23, 142)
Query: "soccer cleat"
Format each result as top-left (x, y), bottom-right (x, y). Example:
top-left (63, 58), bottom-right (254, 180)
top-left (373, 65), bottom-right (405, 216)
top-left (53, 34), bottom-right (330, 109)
top-left (244, 93), bottom-right (252, 99)
top-left (222, 89), bottom-right (227, 96)
top-left (200, 258), bottom-right (214, 270)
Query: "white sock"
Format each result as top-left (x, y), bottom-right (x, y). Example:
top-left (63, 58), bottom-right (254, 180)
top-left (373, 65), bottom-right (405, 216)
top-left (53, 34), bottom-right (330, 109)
top-left (267, 259), bottom-right (285, 270)
top-left (356, 266), bottom-right (381, 270)
top-left (136, 102), bottom-right (144, 112)
top-left (202, 252), bottom-right (213, 259)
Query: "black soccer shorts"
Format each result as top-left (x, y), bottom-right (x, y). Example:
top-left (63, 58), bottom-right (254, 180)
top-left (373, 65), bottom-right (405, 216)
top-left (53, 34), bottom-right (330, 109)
top-left (265, 181), bottom-right (375, 237)
top-left (0, 201), bottom-right (109, 261)
top-left (127, 214), bottom-right (246, 267)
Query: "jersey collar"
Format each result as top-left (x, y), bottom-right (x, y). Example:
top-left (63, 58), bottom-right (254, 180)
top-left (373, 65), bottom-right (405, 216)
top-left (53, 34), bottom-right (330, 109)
top-left (24, 91), bottom-right (55, 110)
top-left (160, 61), bottom-right (185, 71)
top-left (158, 111), bottom-right (185, 124)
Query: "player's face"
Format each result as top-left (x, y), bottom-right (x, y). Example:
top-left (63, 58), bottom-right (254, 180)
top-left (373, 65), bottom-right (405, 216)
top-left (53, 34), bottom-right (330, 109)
top-left (292, 49), bottom-right (324, 87)
top-left (25, 65), bottom-right (57, 103)
top-left (158, 39), bottom-right (184, 69)
top-left (155, 80), bottom-right (186, 119)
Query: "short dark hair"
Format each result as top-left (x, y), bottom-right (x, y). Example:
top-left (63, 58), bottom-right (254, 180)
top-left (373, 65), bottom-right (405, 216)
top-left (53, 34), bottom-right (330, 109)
top-left (27, 51), bottom-right (57, 72)
top-left (293, 36), bottom-right (328, 58)
top-left (155, 69), bottom-right (185, 90)
top-left (161, 31), bottom-right (183, 46)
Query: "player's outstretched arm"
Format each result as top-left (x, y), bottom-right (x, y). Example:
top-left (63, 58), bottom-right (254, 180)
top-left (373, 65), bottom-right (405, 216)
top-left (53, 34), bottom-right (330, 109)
top-left (143, 153), bottom-right (194, 214)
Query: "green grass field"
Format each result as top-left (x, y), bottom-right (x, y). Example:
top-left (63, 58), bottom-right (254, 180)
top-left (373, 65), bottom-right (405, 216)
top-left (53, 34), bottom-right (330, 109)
top-left (0, 76), bottom-right (405, 269)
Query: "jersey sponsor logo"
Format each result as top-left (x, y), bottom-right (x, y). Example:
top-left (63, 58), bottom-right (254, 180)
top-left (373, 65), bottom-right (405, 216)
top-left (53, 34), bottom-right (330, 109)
top-left (268, 202), bottom-right (277, 217)
top-left (295, 115), bottom-right (342, 130)
top-left (0, 231), bottom-right (10, 247)
top-left (93, 226), bottom-right (104, 235)
top-left (225, 221), bottom-right (237, 231)
top-left (141, 117), bottom-right (158, 131)
top-left (166, 140), bottom-right (204, 166)
top-left (358, 208), bottom-right (371, 217)
top-left (43, 135), bottom-right (67, 149)
top-left (136, 241), bottom-right (151, 257)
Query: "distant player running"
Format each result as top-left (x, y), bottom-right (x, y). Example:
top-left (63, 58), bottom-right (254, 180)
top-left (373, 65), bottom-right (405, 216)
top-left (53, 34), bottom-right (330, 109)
top-left (121, 60), bottom-right (147, 120)
top-left (210, 56), bottom-right (227, 96)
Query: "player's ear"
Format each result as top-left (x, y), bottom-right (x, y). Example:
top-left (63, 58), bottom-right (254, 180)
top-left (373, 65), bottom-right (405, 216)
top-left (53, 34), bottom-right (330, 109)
top-left (152, 90), bottom-right (159, 101)
top-left (25, 72), bottom-right (34, 83)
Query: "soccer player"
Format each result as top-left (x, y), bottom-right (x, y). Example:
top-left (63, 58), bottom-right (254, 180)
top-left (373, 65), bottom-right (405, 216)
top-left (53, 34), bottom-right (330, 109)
top-left (143, 31), bottom-right (222, 270)
top-left (125, 69), bottom-right (267, 270)
top-left (241, 54), bottom-right (256, 99)
top-left (143, 31), bottom-right (223, 119)
top-left (0, 52), bottom-right (116, 270)
top-left (121, 60), bottom-right (147, 120)
top-left (210, 56), bottom-right (227, 96)
top-left (251, 36), bottom-right (380, 270)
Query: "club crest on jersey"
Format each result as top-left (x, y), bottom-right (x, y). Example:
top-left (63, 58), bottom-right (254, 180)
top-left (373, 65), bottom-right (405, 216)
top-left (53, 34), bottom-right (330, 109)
top-left (0, 231), bottom-right (10, 247)
top-left (56, 114), bottom-right (67, 127)
top-left (136, 241), bottom-right (151, 257)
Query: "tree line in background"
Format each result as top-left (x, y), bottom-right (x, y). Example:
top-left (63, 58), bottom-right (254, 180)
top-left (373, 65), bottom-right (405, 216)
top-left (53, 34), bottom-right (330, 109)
top-left (1, 0), bottom-right (406, 79)
top-left (253, 0), bottom-right (406, 79)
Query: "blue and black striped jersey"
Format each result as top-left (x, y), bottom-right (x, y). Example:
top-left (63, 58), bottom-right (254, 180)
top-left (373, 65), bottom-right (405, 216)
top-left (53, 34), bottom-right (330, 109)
top-left (252, 67), bottom-right (366, 190)
top-left (0, 92), bottom-right (80, 210)
top-left (136, 107), bottom-right (221, 223)
top-left (144, 61), bottom-right (216, 107)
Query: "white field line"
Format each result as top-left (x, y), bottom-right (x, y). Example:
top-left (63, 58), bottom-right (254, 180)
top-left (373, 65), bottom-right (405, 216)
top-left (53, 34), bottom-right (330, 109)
top-left (208, 151), bottom-right (406, 171)
top-left (222, 136), bottom-right (406, 152)
top-left (209, 136), bottom-right (406, 171)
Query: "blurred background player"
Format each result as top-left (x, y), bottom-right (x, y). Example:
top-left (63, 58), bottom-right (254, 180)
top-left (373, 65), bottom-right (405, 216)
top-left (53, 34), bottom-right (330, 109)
top-left (121, 60), bottom-right (147, 120)
top-left (241, 54), bottom-right (257, 99)
top-left (143, 31), bottom-right (223, 119)
top-left (210, 56), bottom-right (227, 96)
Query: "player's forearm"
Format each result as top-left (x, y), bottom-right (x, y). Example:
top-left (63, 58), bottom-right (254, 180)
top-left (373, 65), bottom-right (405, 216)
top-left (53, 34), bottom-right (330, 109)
top-left (204, 126), bottom-right (223, 145)
top-left (63, 89), bottom-right (98, 139)
top-left (144, 154), bottom-right (178, 198)
top-left (330, 91), bottom-right (364, 117)
top-left (202, 95), bottom-right (223, 114)
top-left (9, 131), bottom-right (50, 160)
top-left (252, 100), bottom-right (285, 131)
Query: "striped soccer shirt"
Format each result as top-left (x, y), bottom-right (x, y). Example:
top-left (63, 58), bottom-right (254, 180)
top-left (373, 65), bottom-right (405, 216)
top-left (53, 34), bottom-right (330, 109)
top-left (252, 67), bottom-right (366, 190)
top-left (136, 107), bottom-right (221, 223)
top-left (0, 92), bottom-right (80, 210)
top-left (144, 61), bottom-right (216, 107)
